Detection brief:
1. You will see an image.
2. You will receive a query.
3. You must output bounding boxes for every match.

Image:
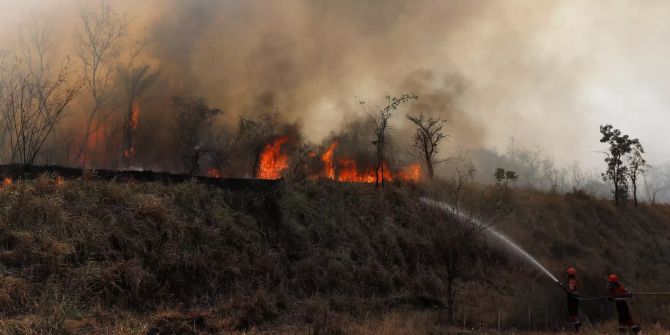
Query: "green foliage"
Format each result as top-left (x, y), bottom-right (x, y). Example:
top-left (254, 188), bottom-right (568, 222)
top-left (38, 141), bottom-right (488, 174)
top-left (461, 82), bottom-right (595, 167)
top-left (599, 124), bottom-right (644, 206)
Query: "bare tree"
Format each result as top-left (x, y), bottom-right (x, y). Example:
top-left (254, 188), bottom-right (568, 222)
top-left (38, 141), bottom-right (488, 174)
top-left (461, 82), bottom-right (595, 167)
top-left (407, 112), bottom-right (448, 180)
top-left (626, 141), bottom-right (646, 207)
top-left (363, 94), bottom-right (417, 187)
top-left (119, 39), bottom-right (159, 168)
top-left (172, 97), bottom-right (222, 175)
top-left (0, 59), bottom-right (82, 166)
top-left (0, 15), bottom-right (82, 166)
top-left (427, 170), bottom-right (511, 323)
top-left (75, 0), bottom-right (127, 166)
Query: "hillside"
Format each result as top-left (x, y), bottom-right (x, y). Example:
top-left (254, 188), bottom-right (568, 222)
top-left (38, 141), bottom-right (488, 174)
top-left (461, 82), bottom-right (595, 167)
top-left (0, 176), bottom-right (668, 334)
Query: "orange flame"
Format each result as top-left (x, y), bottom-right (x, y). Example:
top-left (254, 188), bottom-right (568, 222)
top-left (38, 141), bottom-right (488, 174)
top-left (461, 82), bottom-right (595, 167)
top-left (321, 142), bottom-right (338, 179)
top-left (3, 178), bottom-right (12, 186)
top-left (130, 102), bottom-right (140, 130)
top-left (336, 158), bottom-right (392, 183)
top-left (207, 168), bottom-right (222, 178)
top-left (258, 136), bottom-right (289, 180)
top-left (55, 176), bottom-right (64, 187)
top-left (397, 163), bottom-right (422, 182)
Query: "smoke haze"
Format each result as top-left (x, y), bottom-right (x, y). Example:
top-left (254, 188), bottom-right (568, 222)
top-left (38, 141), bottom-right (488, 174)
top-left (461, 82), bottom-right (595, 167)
top-left (1, 0), bottom-right (669, 170)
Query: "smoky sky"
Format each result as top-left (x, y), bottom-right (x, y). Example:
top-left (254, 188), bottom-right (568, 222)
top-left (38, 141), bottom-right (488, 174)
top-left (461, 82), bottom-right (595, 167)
top-left (1, 0), bottom-right (670, 169)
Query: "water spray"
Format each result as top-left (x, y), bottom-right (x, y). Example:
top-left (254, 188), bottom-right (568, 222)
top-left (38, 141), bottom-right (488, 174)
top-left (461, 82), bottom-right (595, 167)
top-left (420, 197), bottom-right (560, 284)
top-left (420, 197), bottom-right (670, 301)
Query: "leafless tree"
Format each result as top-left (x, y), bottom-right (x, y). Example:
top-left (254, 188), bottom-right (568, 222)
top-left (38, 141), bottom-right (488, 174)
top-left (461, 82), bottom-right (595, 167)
top-left (171, 97), bottom-right (222, 175)
top-left (0, 59), bottom-right (82, 166)
top-left (363, 93), bottom-right (417, 187)
top-left (75, 0), bottom-right (127, 166)
top-left (119, 39), bottom-right (158, 168)
top-left (425, 167), bottom-right (511, 322)
top-left (407, 112), bottom-right (448, 180)
top-left (0, 16), bottom-right (82, 166)
top-left (236, 111), bottom-right (279, 178)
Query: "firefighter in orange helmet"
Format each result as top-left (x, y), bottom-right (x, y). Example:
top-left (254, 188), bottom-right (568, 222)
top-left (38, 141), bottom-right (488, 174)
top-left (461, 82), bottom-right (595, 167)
top-left (608, 274), bottom-right (640, 333)
top-left (563, 267), bottom-right (581, 331)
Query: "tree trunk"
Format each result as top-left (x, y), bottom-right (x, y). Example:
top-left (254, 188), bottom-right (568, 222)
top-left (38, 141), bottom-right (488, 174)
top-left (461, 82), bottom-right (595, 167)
top-left (613, 174), bottom-right (620, 207)
top-left (632, 177), bottom-right (638, 207)
top-left (122, 103), bottom-right (133, 168)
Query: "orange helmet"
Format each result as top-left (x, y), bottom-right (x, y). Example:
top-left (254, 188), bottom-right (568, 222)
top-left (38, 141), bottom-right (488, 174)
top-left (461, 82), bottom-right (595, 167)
top-left (608, 273), bottom-right (619, 283)
top-left (566, 267), bottom-right (577, 276)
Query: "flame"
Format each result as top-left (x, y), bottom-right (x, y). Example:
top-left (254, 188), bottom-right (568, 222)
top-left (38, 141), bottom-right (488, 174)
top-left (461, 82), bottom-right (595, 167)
top-left (130, 102), bottom-right (140, 130)
top-left (3, 178), bottom-right (12, 186)
top-left (207, 168), bottom-right (221, 178)
top-left (258, 136), bottom-right (289, 180)
top-left (336, 158), bottom-right (392, 183)
top-left (124, 147), bottom-right (135, 159)
top-left (397, 163), bottom-right (422, 182)
top-left (321, 142), bottom-right (338, 179)
top-left (55, 176), bottom-right (64, 187)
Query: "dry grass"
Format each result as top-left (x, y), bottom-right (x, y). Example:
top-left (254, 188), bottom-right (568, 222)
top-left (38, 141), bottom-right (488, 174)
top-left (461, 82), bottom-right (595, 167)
top-left (0, 177), bottom-right (667, 333)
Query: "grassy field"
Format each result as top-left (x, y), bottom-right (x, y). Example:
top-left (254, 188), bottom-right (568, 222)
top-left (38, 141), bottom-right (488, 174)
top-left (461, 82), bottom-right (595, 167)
top-left (0, 176), bottom-right (667, 334)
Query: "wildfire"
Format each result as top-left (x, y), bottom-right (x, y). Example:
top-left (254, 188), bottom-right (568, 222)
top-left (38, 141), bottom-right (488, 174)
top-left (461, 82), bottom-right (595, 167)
top-left (258, 136), bottom-right (289, 180)
top-left (316, 142), bottom-right (420, 184)
top-left (3, 178), bottom-right (12, 186)
top-left (130, 102), bottom-right (140, 130)
top-left (322, 142), bottom-right (338, 179)
top-left (207, 168), bottom-right (222, 178)
top-left (397, 163), bottom-right (421, 183)
top-left (253, 137), bottom-right (422, 183)
top-left (55, 176), bottom-right (64, 187)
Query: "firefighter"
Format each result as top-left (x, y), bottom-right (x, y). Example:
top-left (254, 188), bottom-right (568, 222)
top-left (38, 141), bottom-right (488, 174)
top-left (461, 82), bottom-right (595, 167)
top-left (563, 267), bottom-right (581, 331)
top-left (607, 274), bottom-right (640, 333)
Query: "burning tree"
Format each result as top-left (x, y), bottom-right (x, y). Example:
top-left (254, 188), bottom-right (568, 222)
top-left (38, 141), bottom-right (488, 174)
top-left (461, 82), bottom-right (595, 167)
top-left (236, 111), bottom-right (279, 178)
top-left (119, 39), bottom-right (159, 168)
top-left (364, 93), bottom-right (417, 187)
top-left (599, 124), bottom-right (639, 206)
top-left (75, 1), bottom-right (127, 166)
top-left (0, 16), bottom-right (83, 166)
top-left (172, 97), bottom-right (222, 175)
top-left (407, 112), bottom-right (448, 180)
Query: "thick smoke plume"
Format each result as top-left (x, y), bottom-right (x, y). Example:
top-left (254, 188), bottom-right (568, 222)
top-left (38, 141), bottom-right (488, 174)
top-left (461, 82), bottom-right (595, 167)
top-left (1, 0), bottom-right (669, 177)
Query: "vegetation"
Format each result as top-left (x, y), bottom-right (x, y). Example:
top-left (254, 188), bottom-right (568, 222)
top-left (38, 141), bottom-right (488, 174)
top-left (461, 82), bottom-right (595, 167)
top-left (0, 177), bottom-right (667, 333)
top-left (599, 124), bottom-right (645, 207)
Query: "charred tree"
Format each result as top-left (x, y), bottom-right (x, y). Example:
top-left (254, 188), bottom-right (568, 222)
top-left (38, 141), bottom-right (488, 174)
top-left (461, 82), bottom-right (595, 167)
top-left (75, 1), bottom-right (127, 167)
top-left (171, 97), bottom-right (222, 175)
top-left (119, 39), bottom-right (158, 168)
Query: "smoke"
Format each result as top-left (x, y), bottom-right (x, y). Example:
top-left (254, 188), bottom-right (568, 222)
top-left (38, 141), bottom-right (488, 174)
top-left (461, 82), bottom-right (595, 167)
top-left (0, 0), bottom-right (669, 171)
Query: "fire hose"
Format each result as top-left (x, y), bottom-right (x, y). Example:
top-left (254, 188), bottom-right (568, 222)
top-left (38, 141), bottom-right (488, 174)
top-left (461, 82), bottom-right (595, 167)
top-left (556, 281), bottom-right (670, 301)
